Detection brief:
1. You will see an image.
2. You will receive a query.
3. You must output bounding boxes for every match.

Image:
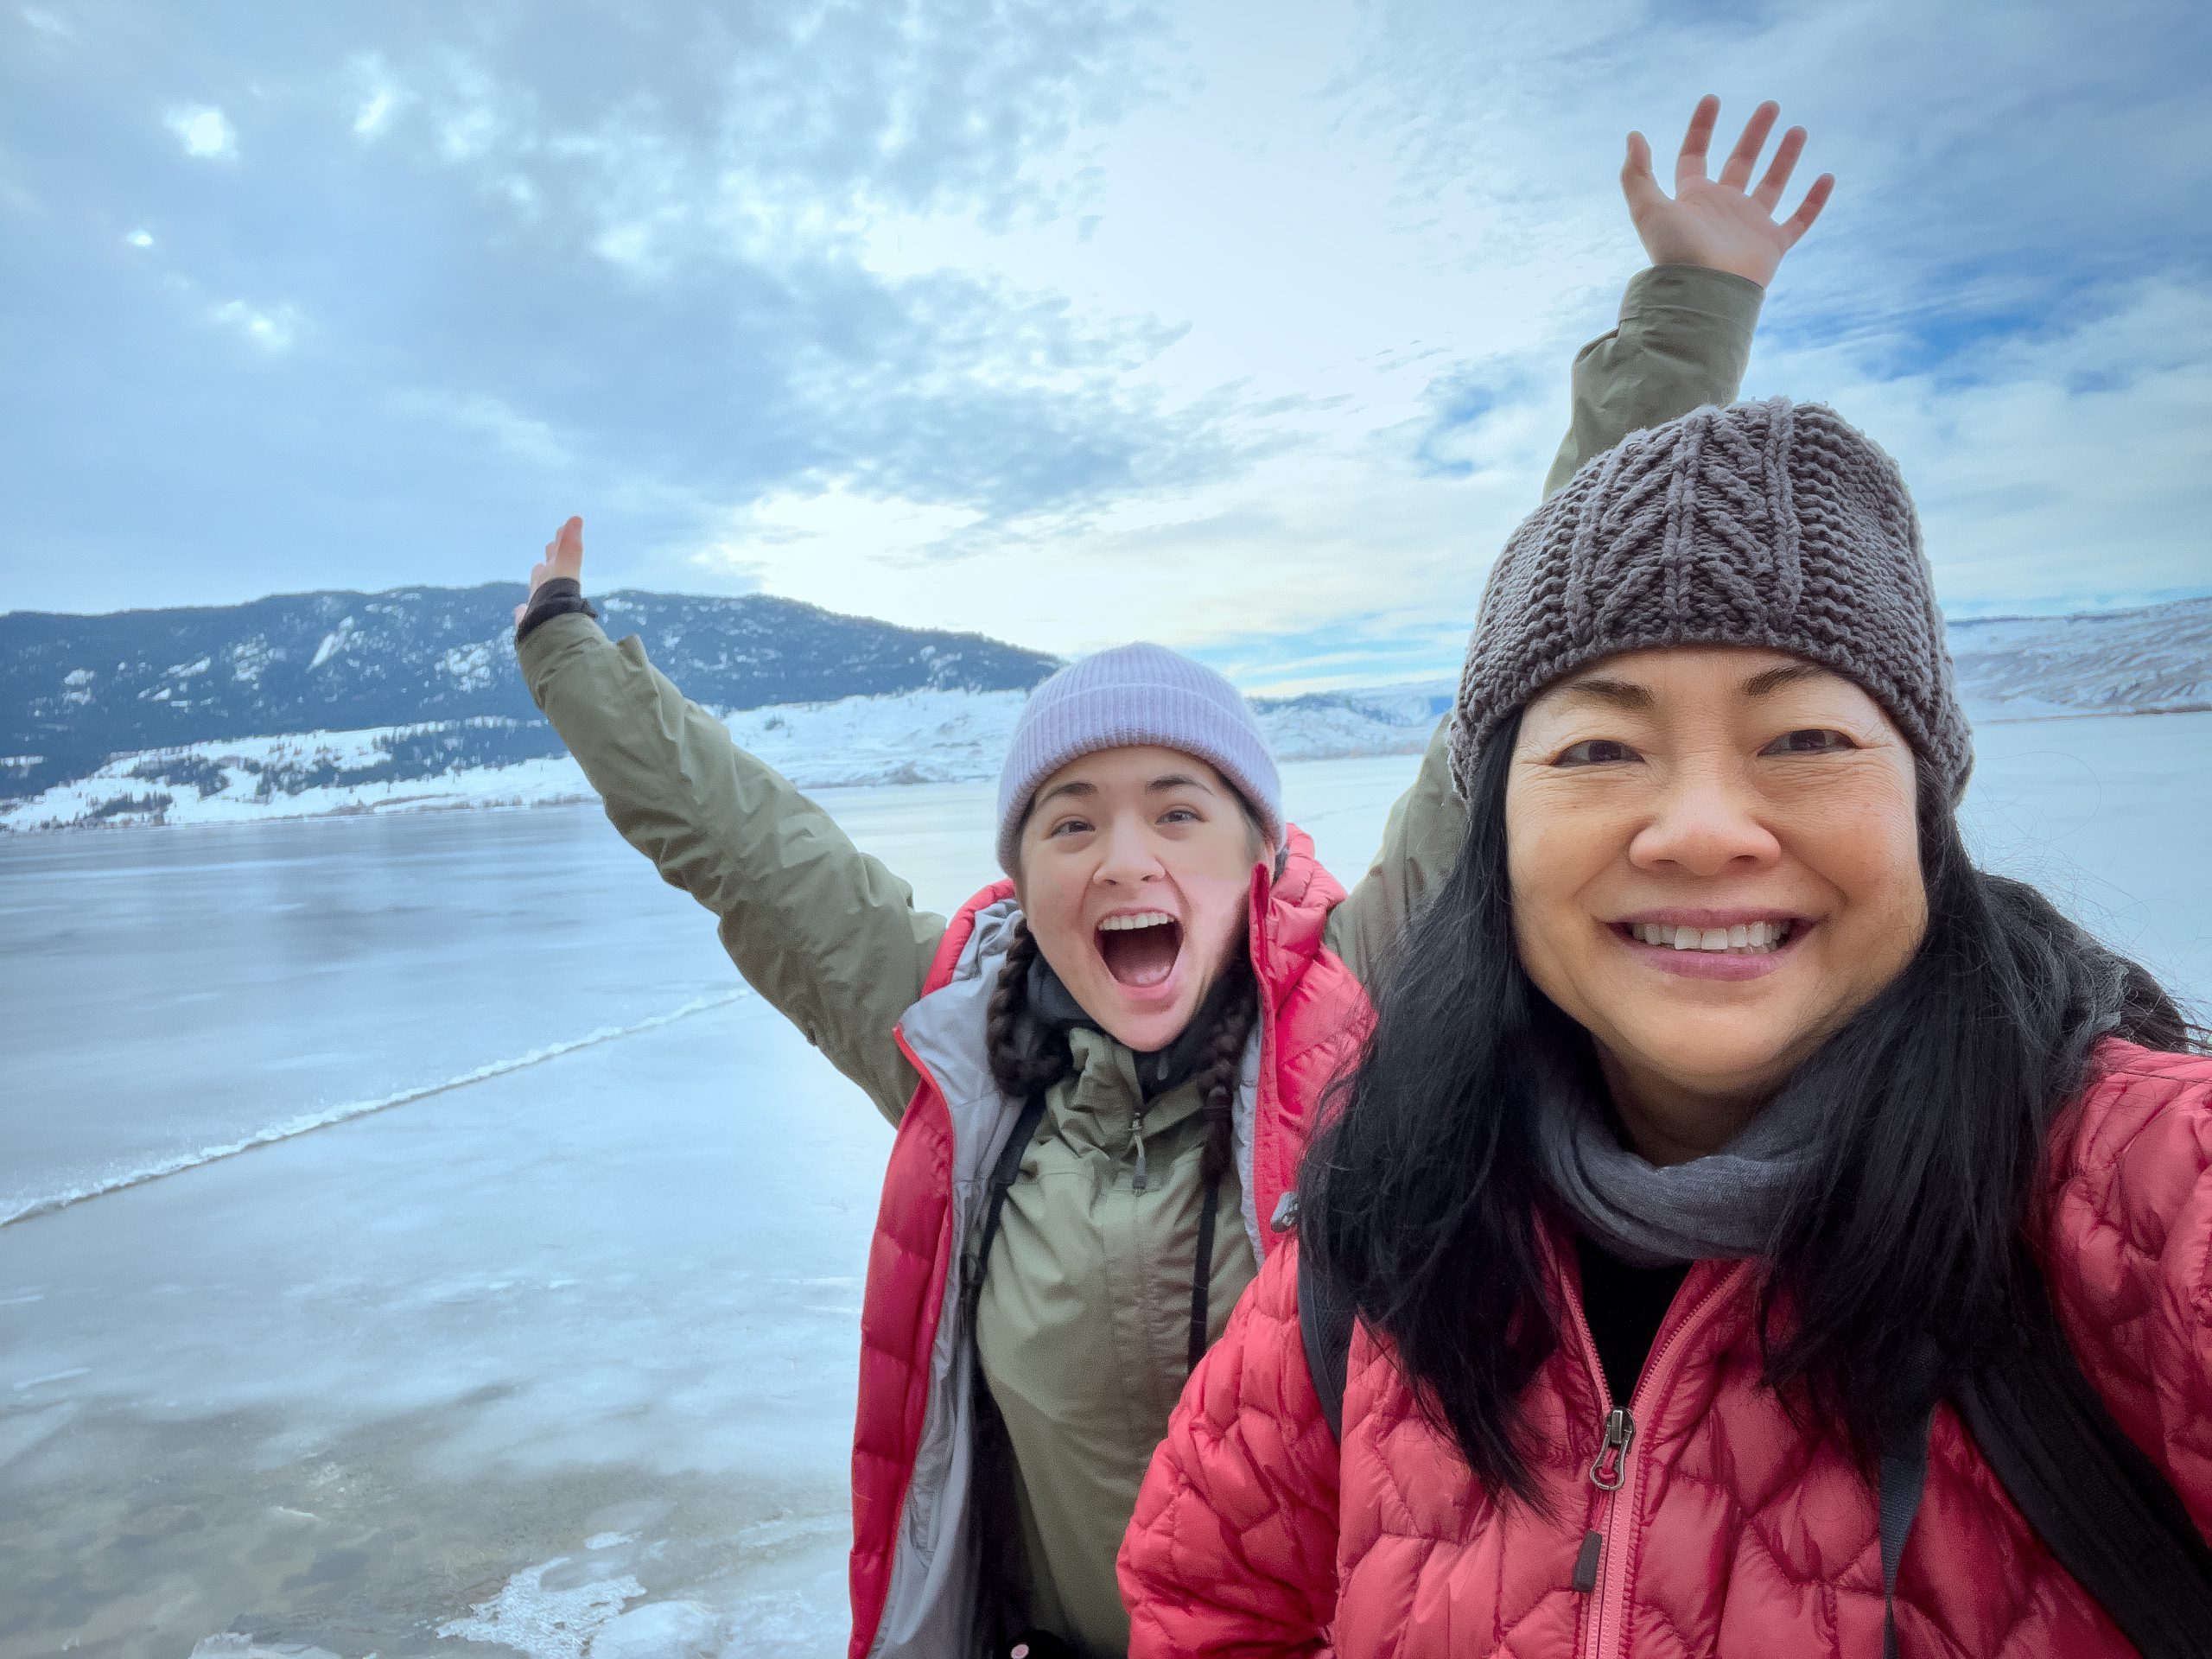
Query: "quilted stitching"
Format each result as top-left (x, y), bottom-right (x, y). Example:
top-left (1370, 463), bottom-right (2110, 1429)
top-left (1121, 1041), bottom-right (2212, 1658)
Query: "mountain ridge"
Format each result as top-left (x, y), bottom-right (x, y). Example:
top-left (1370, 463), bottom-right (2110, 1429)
top-left (0, 582), bottom-right (1060, 799)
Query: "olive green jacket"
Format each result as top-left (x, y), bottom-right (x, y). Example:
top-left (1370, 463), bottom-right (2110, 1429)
top-left (518, 264), bottom-right (1763, 1659)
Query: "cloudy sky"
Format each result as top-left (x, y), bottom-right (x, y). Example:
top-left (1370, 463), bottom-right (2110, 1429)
top-left (5, 0), bottom-right (2207, 689)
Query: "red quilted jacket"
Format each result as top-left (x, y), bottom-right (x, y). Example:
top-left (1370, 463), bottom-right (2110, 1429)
top-left (1118, 1040), bottom-right (2212, 1658)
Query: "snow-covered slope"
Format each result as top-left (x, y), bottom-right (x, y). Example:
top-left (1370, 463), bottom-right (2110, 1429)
top-left (0, 583), bottom-right (1058, 800)
top-left (0, 687), bottom-right (1448, 831)
top-left (1948, 597), bottom-right (2212, 720)
top-left (3, 598), bottom-right (2202, 833)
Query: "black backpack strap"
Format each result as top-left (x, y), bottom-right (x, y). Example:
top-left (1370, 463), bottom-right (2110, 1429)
top-left (1187, 1173), bottom-right (1223, 1372)
top-left (1952, 1274), bottom-right (2212, 1659)
top-left (1877, 1397), bottom-right (1935, 1659)
top-left (1296, 1238), bottom-right (1356, 1442)
top-left (966, 1090), bottom-right (1050, 1327)
top-left (966, 1088), bottom-right (1052, 1647)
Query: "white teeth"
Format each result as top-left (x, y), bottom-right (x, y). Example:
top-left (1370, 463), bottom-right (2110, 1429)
top-left (1629, 920), bottom-right (1793, 953)
top-left (1097, 911), bottom-right (1176, 932)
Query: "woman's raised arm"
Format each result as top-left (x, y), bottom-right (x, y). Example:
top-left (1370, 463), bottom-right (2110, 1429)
top-left (1325, 96), bottom-right (1829, 988)
top-left (517, 518), bottom-right (943, 1127)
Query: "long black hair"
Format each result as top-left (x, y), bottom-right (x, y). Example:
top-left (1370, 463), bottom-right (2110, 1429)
top-left (1300, 707), bottom-right (2195, 1497)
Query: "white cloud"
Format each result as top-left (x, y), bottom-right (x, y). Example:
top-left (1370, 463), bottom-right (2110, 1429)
top-left (20, 6), bottom-right (67, 37)
top-left (164, 104), bottom-right (236, 160)
top-left (348, 52), bottom-right (411, 140)
top-left (210, 299), bottom-right (299, 352)
top-left (125, 228), bottom-right (153, 248)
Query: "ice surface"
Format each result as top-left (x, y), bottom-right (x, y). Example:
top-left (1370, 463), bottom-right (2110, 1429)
top-left (0, 722), bottom-right (2204, 1658)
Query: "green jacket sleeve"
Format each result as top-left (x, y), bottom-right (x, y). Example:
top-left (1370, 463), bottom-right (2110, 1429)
top-left (518, 611), bottom-right (944, 1125)
top-left (1322, 264), bottom-right (1764, 987)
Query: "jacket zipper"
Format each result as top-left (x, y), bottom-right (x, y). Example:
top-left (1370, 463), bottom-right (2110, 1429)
top-left (1569, 1261), bottom-right (1744, 1659)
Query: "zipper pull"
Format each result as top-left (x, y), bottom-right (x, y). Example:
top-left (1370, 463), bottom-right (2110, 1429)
top-left (1132, 1109), bottom-right (1148, 1192)
top-left (1588, 1406), bottom-right (1635, 1491)
top-left (1572, 1529), bottom-right (1602, 1592)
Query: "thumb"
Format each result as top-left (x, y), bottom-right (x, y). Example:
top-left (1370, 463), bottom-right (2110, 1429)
top-left (1620, 130), bottom-right (1666, 220)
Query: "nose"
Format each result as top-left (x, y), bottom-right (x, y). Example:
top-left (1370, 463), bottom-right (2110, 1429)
top-left (1628, 760), bottom-right (1781, 878)
top-left (1093, 810), bottom-right (1166, 888)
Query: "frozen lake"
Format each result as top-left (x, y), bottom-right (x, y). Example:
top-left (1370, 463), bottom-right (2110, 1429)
top-left (2, 715), bottom-right (2207, 1659)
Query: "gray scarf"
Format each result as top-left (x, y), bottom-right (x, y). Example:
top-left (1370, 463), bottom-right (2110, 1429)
top-left (1535, 1075), bottom-right (1821, 1269)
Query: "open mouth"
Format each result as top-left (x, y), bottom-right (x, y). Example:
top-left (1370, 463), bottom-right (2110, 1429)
top-left (1623, 919), bottom-right (1797, 956)
top-left (1096, 911), bottom-right (1184, 988)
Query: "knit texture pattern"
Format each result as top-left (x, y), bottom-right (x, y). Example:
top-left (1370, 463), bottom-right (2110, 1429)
top-left (1448, 397), bottom-right (1972, 799)
top-left (995, 641), bottom-right (1283, 872)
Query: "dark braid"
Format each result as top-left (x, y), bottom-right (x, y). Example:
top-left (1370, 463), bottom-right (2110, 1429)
top-left (985, 918), bottom-right (1070, 1102)
top-left (1192, 961), bottom-right (1259, 1188)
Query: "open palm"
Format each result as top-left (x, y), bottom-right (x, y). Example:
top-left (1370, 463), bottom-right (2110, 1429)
top-left (1623, 96), bottom-right (1834, 289)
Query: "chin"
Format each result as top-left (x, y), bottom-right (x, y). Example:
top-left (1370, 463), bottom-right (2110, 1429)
top-left (1614, 1019), bottom-right (1804, 1102)
top-left (1094, 993), bottom-right (1201, 1054)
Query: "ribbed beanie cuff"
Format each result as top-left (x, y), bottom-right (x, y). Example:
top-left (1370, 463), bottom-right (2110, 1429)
top-left (995, 642), bottom-right (1282, 872)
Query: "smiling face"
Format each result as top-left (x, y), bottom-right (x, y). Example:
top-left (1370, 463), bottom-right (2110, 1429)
top-left (1506, 647), bottom-right (1927, 1162)
top-left (1012, 744), bottom-right (1266, 1052)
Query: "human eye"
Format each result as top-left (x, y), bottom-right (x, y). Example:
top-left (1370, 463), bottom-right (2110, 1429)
top-left (1553, 738), bottom-right (1640, 767)
top-left (1046, 815), bottom-right (1094, 838)
top-left (1159, 804), bottom-right (1202, 825)
top-left (1760, 728), bottom-right (1855, 756)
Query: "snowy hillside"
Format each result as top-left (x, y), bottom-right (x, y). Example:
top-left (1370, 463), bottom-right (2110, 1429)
top-left (0, 583), bottom-right (1058, 801)
top-left (0, 687), bottom-right (1448, 832)
top-left (1947, 596), bottom-right (2212, 720)
top-left (2, 597), bottom-right (2202, 833)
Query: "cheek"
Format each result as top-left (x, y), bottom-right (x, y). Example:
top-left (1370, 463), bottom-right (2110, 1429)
top-left (1807, 792), bottom-right (1926, 961)
top-left (1014, 859), bottom-right (1085, 949)
top-left (1172, 846), bottom-right (1259, 957)
top-left (1505, 785), bottom-right (1618, 985)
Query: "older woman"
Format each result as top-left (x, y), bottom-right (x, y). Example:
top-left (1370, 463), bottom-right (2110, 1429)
top-left (1116, 397), bottom-right (2212, 1656)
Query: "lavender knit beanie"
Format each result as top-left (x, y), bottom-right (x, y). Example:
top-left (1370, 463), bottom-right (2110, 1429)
top-left (995, 642), bottom-right (1282, 872)
top-left (1449, 397), bottom-right (1972, 800)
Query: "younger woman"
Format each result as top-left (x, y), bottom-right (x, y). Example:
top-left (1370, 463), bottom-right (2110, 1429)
top-left (517, 98), bottom-right (1829, 1659)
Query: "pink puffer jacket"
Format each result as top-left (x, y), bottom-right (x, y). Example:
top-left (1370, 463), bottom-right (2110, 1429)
top-left (1118, 1040), bottom-right (2212, 1657)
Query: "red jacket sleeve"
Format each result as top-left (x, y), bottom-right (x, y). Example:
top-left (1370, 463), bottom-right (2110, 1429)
top-left (1118, 1240), bottom-right (1344, 1657)
top-left (2044, 1044), bottom-right (2212, 1537)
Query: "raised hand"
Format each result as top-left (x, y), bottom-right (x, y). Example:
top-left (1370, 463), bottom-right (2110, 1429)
top-left (515, 516), bottom-right (584, 626)
top-left (1622, 95), bottom-right (1834, 289)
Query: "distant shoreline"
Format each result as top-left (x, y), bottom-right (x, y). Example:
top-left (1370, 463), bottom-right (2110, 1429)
top-left (6, 703), bottom-right (2208, 838)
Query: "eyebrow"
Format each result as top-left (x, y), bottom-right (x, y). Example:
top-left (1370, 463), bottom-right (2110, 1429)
top-left (1551, 676), bottom-right (1654, 711)
top-left (1552, 661), bottom-right (1840, 711)
top-left (1034, 772), bottom-right (1217, 810)
top-left (1742, 661), bottom-right (1834, 698)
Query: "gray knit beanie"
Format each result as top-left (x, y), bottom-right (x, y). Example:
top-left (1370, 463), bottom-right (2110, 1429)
top-left (995, 642), bottom-right (1282, 873)
top-left (1449, 397), bottom-right (1972, 800)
